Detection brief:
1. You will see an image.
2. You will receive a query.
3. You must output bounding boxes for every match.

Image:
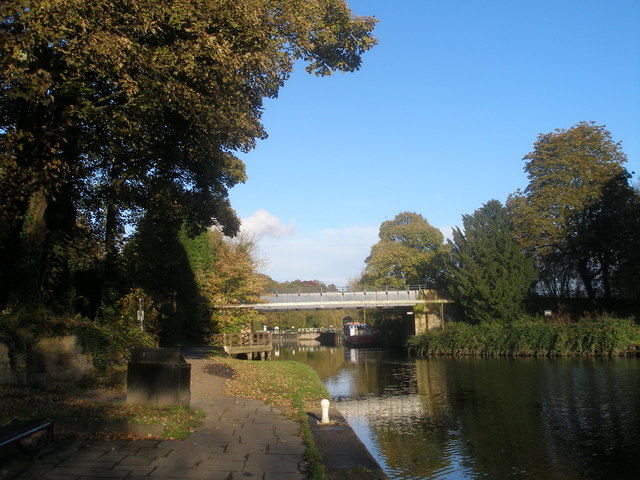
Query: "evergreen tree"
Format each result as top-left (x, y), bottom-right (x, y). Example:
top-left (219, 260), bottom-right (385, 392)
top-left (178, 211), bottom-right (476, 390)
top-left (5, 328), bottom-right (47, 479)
top-left (447, 200), bottom-right (537, 324)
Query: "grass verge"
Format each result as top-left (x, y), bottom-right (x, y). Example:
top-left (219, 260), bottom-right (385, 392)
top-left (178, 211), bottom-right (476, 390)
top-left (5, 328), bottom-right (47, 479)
top-left (0, 367), bottom-right (204, 440)
top-left (216, 355), bottom-right (329, 480)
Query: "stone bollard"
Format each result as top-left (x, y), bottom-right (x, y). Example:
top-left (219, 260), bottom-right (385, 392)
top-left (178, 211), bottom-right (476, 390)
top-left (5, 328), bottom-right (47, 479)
top-left (319, 398), bottom-right (332, 424)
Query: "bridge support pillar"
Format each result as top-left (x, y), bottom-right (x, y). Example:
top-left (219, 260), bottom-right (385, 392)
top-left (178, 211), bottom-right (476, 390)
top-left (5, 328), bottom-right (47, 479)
top-left (249, 351), bottom-right (270, 361)
top-left (415, 313), bottom-right (428, 335)
top-left (415, 311), bottom-right (443, 335)
top-left (427, 313), bottom-right (442, 330)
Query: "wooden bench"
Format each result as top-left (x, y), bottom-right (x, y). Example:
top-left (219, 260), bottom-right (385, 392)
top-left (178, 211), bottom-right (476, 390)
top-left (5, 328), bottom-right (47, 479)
top-left (0, 419), bottom-right (54, 455)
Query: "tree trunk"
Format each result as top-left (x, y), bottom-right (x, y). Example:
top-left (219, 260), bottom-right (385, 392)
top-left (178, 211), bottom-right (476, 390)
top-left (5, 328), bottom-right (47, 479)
top-left (98, 164), bottom-right (125, 311)
top-left (18, 189), bottom-right (49, 303)
top-left (104, 195), bottom-right (120, 286)
top-left (599, 254), bottom-right (612, 300)
top-left (576, 258), bottom-right (596, 300)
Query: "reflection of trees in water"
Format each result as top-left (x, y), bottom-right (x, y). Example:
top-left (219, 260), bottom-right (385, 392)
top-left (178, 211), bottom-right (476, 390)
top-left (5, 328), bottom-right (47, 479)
top-left (275, 346), bottom-right (346, 380)
top-left (534, 358), bottom-right (640, 480)
top-left (349, 349), bottom-right (397, 396)
top-left (337, 388), bottom-right (453, 477)
top-left (279, 347), bottom-right (640, 480)
top-left (415, 359), bottom-right (451, 422)
top-left (440, 358), bottom-right (563, 479)
top-left (439, 357), bottom-right (640, 480)
top-left (339, 356), bottom-right (455, 478)
top-left (355, 357), bottom-right (640, 480)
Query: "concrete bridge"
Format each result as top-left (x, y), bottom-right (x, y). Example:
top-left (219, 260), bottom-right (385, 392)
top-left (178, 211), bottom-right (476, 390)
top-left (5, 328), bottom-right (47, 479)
top-left (223, 288), bottom-right (454, 333)
top-left (253, 289), bottom-right (423, 311)
top-left (226, 288), bottom-right (451, 312)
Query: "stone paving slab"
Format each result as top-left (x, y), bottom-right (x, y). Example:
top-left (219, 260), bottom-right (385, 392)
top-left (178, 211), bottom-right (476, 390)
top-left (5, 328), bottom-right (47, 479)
top-left (2, 347), bottom-right (388, 480)
top-left (264, 473), bottom-right (306, 480)
top-left (1, 352), bottom-right (308, 480)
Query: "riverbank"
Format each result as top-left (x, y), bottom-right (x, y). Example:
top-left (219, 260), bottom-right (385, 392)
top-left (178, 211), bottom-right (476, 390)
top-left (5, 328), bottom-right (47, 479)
top-left (309, 407), bottom-right (388, 480)
top-left (407, 316), bottom-right (640, 357)
top-left (1, 351), bottom-right (311, 480)
top-left (1, 347), bottom-right (387, 480)
top-left (215, 351), bottom-right (388, 479)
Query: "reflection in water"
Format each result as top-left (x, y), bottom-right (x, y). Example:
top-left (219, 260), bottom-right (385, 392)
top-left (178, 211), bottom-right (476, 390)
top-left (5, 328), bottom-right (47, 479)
top-left (276, 346), bottom-right (640, 480)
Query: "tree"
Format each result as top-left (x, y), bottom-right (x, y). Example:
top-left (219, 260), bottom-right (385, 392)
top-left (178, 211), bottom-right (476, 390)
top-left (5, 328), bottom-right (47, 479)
top-left (615, 182), bottom-right (640, 300)
top-left (0, 1), bottom-right (376, 316)
top-left (361, 212), bottom-right (445, 288)
top-left (190, 229), bottom-right (267, 334)
top-left (122, 215), bottom-right (205, 343)
top-left (447, 200), bottom-right (537, 324)
top-left (569, 172), bottom-right (640, 300)
top-left (265, 279), bottom-right (338, 292)
top-left (196, 231), bottom-right (265, 307)
top-left (507, 122), bottom-right (632, 299)
top-left (125, 224), bottom-right (268, 339)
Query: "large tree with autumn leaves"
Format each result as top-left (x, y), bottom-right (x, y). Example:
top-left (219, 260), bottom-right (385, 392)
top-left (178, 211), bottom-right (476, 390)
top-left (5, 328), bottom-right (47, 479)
top-left (361, 212), bottom-right (445, 289)
top-left (507, 122), bottom-right (639, 300)
top-left (0, 0), bottom-right (376, 328)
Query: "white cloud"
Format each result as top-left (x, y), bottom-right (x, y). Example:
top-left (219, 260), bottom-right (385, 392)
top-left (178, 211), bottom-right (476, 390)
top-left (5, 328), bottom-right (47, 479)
top-left (240, 209), bottom-right (296, 238)
top-left (253, 224), bottom-right (379, 286)
top-left (240, 210), bottom-right (452, 286)
top-left (439, 227), bottom-right (454, 242)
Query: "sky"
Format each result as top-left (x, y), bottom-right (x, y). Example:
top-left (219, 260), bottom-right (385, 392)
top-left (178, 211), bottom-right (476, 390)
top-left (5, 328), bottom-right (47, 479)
top-left (229, 0), bottom-right (640, 287)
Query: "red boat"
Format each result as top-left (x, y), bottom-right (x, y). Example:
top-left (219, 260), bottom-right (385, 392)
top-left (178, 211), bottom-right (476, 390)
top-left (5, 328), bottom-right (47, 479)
top-left (343, 321), bottom-right (377, 348)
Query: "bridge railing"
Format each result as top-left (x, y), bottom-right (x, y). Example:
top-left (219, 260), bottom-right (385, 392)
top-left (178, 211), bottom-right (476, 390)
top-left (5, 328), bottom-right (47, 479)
top-left (295, 327), bottom-right (342, 334)
top-left (217, 288), bottom-right (453, 311)
top-left (210, 332), bottom-right (273, 359)
top-left (263, 289), bottom-right (423, 304)
top-left (265, 285), bottom-right (429, 295)
top-left (211, 332), bottom-right (272, 348)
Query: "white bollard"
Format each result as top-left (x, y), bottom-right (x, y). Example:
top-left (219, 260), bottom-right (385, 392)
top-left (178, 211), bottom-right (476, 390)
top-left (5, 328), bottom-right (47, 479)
top-left (320, 398), bottom-right (331, 424)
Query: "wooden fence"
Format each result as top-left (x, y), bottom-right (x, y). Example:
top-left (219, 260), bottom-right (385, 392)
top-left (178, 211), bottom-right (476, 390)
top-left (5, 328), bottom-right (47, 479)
top-left (211, 332), bottom-right (273, 360)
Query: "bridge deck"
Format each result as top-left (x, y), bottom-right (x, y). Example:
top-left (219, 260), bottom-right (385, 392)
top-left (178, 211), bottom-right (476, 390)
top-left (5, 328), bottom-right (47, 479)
top-left (225, 289), bottom-right (453, 311)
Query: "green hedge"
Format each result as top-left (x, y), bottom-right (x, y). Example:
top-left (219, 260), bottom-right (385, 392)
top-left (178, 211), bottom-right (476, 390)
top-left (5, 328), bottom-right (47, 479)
top-left (407, 316), bottom-right (640, 357)
top-left (74, 321), bottom-right (155, 371)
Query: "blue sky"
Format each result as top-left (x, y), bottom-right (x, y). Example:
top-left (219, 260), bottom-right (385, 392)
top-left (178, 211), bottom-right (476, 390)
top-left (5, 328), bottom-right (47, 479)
top-left (229, 0), bottom-right (640, 287)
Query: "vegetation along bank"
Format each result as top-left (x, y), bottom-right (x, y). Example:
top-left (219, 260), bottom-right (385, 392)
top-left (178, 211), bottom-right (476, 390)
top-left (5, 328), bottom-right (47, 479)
top-left (407, 316), bottom-right (640, 357)
top-left (217, 355), bottom-right (330, 480)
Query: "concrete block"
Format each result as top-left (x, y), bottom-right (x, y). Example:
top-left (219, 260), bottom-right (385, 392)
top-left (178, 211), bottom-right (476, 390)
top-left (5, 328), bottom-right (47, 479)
top-left (126, 348), bottom-right (191, 406)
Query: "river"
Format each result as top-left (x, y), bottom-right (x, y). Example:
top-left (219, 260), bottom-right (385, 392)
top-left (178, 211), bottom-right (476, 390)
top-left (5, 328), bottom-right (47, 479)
top-left (274, 345), bottom-right (640, 480)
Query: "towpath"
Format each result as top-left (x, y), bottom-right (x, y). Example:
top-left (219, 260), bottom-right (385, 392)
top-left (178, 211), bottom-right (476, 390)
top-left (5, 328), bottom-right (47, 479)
top-left (1, 348), bottom-right (307, 480)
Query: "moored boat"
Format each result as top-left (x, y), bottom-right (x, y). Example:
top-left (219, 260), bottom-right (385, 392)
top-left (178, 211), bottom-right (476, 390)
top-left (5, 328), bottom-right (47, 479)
top-left (343, 321), bottom-right (377, 348)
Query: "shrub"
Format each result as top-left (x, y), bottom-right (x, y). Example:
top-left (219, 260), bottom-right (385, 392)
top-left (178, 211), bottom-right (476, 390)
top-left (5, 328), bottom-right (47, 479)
top-left (74, 320), bottom-right (155, 371)
top-left (407, 316), bottom-right (640, 357)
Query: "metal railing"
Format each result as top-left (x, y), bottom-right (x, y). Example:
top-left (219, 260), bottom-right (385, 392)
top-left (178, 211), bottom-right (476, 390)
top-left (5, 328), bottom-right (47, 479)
top-left (211, 332), bottom-right (272, 348)
top-left (218, 288), bottom-right (453, 311)
top-left (264, 289), bottom-right (422, 304)
top-left (265, 285), bottom-right (430, 295)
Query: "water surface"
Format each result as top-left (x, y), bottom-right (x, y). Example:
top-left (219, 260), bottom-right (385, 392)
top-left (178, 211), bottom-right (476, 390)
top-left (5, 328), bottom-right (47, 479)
top-left (275, 346), bottom-right (640, 480)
